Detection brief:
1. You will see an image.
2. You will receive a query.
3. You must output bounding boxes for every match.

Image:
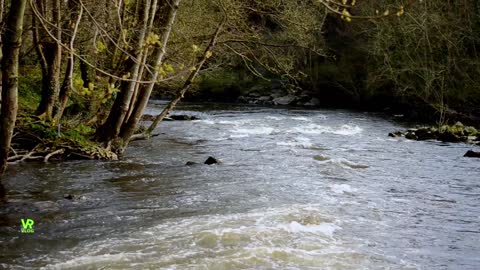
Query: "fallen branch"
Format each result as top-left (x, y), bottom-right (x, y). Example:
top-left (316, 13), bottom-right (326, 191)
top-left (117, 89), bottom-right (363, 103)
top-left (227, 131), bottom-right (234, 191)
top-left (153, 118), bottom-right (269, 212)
top-left (21, 145), bottom-right (41, 162)
top-left (129, 133), bottom-right (160, 142)
top-left (44, 149), bottom-right (65, 162)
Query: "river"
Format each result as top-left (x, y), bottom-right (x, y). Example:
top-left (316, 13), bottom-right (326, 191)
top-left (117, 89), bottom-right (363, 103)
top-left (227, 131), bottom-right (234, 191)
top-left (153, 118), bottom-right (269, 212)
top-left (1, 103), bottom-right (479, 269)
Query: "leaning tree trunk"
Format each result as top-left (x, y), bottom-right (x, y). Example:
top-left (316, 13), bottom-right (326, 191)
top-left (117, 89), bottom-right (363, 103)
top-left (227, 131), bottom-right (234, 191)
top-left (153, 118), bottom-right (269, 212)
top-left (0, 0), bottom-right (28, 184)
top-left (119, 0), bottom-right (180, 142)
top-left (147, 19), bottom-right (224, 134)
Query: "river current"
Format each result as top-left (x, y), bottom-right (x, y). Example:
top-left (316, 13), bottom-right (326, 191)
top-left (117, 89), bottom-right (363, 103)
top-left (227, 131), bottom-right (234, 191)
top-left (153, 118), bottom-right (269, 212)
top-left (1, 103), bottom-right (479, 269)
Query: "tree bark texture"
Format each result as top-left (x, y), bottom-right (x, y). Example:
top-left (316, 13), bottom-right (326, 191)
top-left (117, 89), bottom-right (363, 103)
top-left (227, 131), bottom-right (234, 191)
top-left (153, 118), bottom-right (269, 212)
top-left (0, 0), bottom-right (28, 179)
top-left (96, 0), bottom-right (152, 147)
top-left (120, 0), bottom-right (180, 142)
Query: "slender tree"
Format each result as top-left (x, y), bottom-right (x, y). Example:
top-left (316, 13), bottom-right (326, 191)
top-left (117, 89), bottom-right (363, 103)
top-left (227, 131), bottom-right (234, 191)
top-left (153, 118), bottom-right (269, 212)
top-left (120, 0), bottom-right (181, 142)
top-left (96, 0), bottom-right (152, 148)
top-left (0, 0), bottom-right (28, 181)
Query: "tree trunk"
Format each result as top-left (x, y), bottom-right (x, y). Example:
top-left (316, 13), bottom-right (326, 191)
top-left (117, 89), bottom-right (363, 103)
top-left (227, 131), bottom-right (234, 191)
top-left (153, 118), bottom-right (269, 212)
top-left (124, 0), bottom-right (160, 124)
top-left (54, 0), bottom-right (83, 123)
top-left (120, 0), bottom-right (179, 142)
top-left (147, 19), bottom-right (224, 134)
top-left (34, 0), bottom-right (62, 120)
top-left (0, 0), bottom-right (27, 180)
top-left (96, 0), bottom-right (152, 147)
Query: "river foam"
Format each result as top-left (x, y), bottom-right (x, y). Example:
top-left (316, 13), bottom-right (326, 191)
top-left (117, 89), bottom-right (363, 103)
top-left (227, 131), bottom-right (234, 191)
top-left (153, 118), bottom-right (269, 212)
top-left (292, 124), bottom-right (363, 136)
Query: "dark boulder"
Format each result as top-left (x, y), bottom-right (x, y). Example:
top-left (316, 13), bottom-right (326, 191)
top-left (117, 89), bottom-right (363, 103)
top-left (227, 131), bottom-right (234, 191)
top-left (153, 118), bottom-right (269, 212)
top-left (438, 132), bottom-right (467, 143)
top-left (63, 194), bottom-right (74, 200)
top-left (464, 150), bottom-right (480, 158)
top-left (204, 156), bottom-right (219, 165)
top-left (415, 128), bottom-right (438, 141)
top-left (405, 132), bottom-right (418, 140)
top-left (170, 115), bottom-right (199, 121)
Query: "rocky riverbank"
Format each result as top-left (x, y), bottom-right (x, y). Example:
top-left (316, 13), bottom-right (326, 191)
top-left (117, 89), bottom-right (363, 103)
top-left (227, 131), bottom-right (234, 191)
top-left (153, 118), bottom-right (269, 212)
top-left (389, 122), bottom-right (480, 158)
top-left (235, 86), bottom-right (321, 107)
top-left (389, 122), bottom-right (479, 143)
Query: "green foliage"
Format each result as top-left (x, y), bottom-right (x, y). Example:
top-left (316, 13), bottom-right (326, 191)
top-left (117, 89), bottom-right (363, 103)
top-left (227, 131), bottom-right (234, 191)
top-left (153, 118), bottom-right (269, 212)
top-left (199, 70), bottom-right (241, 94)
top-left (439, 122), bottom-right (478, 137)
top-left (367, 1), bottom-right (480, 119)
top-left (18, 66), bottom-right (42, 112)
top-left (95, 40), bottom-right (107, 53)
top-left (62, 124), bottom-right (94, 147)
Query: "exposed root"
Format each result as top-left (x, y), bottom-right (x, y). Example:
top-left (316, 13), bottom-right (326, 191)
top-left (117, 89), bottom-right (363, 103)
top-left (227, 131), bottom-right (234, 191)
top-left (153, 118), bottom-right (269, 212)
top-left (7, 116), bottom-right (118, 163)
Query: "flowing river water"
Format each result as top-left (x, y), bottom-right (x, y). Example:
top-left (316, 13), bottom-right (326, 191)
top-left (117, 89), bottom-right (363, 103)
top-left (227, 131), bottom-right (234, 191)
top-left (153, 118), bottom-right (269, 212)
top-left (1, 103), bottom-right (479, 269)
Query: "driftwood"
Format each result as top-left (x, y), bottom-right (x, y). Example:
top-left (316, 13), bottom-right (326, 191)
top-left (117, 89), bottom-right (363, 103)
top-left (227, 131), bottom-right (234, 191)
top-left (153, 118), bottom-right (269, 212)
top-left (129, 133), bottom-right (160, 142)
top-left (44, 148), bottom-right (65, 162)
top-left (7, 145), bottom-right (65, 163)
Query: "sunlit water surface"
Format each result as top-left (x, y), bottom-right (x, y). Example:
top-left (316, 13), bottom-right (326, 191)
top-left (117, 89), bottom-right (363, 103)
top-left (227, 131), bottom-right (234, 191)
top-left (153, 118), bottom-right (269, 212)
top-left (1, 103), bottom-right (479, 270)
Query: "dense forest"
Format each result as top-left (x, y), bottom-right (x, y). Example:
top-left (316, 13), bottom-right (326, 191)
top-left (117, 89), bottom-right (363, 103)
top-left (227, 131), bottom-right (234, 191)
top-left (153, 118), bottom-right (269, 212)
top-left (0, 0), bottom-right (479, 184)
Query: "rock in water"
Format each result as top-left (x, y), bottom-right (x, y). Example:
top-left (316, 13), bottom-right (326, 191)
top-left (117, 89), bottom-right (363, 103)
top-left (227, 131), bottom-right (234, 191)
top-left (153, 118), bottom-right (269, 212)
top-left (405, 132), bottom-right (418, 140)
top-left (388, 131), bottom-right (403, 138)
top-left (170, 115), bottom-right (199, 121)
top-left (464, 150), bottom-right (480, 158)
top-left (186, 161), bottom-right (198, 166)
top-left (204, 156), bottom-right (219, 165)
top-left (438, 132), bottom-right (466, 143)
top-left (415, 128), bottom-right (437, 141)
top-left (272, 95), bottom-right (297, 106)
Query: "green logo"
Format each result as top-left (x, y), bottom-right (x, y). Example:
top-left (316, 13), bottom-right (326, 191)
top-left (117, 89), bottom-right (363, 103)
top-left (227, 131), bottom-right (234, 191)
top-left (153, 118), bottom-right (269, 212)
top-left (21, 219), bottom-right (34, 234)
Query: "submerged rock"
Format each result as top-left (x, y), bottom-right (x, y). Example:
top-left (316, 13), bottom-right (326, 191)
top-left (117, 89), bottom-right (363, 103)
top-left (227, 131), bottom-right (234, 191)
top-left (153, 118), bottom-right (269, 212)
top-left (204, 156), bottom-right (219, 165)
top-left (63, 194), bottom-right (74, 200)
top-left (273, 95), bottom-right (297, 106)
top-left (313, 155), bottom-right (330, 161)
top-left (185, 161), bottom-right (198, 166)
top-left (388, 131), bottom-right (403, 137)
top-left (464, 150), bottom-right (480, 158)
